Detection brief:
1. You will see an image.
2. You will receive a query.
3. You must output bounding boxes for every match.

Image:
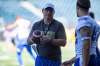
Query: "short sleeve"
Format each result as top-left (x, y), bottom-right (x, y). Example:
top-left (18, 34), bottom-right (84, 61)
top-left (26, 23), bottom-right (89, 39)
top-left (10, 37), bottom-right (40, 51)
top-left (28, 22), bottom-right (39, 38)
top-left (77, 19), bottom-right (92, 30)
top-left (55, 23), bottom-right (66, 39)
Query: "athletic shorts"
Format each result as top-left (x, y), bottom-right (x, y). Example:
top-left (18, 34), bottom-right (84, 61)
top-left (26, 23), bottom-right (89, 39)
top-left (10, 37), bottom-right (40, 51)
top-left (35, 56), bottom-right (61, 66)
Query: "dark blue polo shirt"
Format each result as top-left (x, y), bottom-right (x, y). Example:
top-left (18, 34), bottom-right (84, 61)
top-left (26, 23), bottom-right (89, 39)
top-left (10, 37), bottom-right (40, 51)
top-left (29, 19), bottom-right (66, 61)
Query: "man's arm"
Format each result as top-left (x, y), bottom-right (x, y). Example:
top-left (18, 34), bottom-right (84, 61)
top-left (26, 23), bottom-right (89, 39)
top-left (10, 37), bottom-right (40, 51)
top-left (41, 23), bottom-right (66, 47)
top-left (80, 26), bottom-right (92, 66)
top-left (51, 39), bottom-right (66, 46)
top-left (27, 24), bottom-right (35, 45)
top-left (61, 57), bottom-right (76, 66)
top-left (27, 36), bottom-right (34, 45)
top-left (27, 23), bottom-right (42, 45)
top-left (40, 36), bottom-right (66, 46)
top-left (5, 22), bottom-right (17, 30)
top-left (27, 30), bottom-right (34, 45)
top-left (52, 23), bottom-right (67, 46)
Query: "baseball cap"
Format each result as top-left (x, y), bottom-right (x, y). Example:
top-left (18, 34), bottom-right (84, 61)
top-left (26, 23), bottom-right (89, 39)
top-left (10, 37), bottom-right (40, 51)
top-left (43, 3), bottom-right (54, 9)
top-left (77, 0), bottom-right (91, 9)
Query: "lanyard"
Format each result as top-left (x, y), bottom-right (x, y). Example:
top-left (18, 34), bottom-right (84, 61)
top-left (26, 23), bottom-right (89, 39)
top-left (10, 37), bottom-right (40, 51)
top-left (41, 22), bottom-right (50, 35)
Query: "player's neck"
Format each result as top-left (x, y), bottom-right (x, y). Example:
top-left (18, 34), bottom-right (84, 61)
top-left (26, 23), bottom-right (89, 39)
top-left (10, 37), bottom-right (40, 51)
top-left (79, 11), bottom-right (88, 17)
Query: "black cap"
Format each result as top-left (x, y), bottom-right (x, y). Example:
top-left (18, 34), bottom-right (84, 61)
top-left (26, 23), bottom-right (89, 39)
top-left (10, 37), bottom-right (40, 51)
top-left (77, 0), bottom-right (91, 9)
top-left (43, 3), bottom-right (54, 9)
top-left (43, 3), bottom-right (55, 12)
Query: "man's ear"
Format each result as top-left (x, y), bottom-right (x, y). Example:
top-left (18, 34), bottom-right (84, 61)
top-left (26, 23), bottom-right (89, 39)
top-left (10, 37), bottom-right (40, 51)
top-left (53, 10), bottom-right (55, 14)
top-left (42, 9), bottom-right (45, 13)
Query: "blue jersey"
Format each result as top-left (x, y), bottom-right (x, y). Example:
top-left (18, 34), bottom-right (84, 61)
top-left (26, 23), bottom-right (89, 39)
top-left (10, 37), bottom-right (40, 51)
top-left (75, 15), bottom-right (99, 66)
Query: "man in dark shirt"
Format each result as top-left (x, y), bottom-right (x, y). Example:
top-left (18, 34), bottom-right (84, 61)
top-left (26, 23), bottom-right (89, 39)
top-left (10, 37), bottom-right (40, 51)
top-left (27, 3), bottom-right (66, 66)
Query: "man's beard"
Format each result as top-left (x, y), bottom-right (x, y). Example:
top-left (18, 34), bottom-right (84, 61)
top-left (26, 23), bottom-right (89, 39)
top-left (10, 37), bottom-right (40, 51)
top-left (44, 19), bottom-right (51, 24)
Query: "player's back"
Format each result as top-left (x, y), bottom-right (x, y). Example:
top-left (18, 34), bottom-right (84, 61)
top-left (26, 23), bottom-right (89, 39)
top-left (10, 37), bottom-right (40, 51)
top-left (75, 16), bottom-right (99, 58)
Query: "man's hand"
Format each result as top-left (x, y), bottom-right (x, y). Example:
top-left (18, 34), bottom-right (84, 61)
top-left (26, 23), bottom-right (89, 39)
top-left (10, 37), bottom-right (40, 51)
top-left (61, 64), bottom-right (72, 66)
top-left (61, 61), bottom-right (73, 66)
top-left (61, 57), bottom-right (76, 66)
top-left (31, 30), bottom-right (42, 44)
top-left (40, 35), bottom-right (52, 45)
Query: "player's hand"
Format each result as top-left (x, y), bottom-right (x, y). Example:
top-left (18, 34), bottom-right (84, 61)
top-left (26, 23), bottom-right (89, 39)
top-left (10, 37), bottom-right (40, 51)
top-left (61, 61), bottom-right (73, 66)
top-left (61, 63), bottom-right (72, 66)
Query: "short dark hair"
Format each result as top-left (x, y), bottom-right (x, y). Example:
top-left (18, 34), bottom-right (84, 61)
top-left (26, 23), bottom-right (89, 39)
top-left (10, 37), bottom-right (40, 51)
top-left (89, 12), bottom-right (95, 19)
top-left (77, 0), bottom-right (91, 11)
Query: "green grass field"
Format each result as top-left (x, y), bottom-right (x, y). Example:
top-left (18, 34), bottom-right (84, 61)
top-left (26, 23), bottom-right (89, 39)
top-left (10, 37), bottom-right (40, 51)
top-left (0, 41), bottom-right (75, 66)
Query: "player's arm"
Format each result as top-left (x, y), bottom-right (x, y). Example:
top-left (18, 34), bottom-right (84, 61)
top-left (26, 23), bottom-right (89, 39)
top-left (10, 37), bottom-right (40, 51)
top-left (5, 22), bottom-right (17, 30)
top-left (80, 26), bottom-right (92, 66)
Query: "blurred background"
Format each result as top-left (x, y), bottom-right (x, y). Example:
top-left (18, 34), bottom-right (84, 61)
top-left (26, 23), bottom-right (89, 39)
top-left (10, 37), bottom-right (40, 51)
top-left (0, 0), bottom-right (100, 66)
